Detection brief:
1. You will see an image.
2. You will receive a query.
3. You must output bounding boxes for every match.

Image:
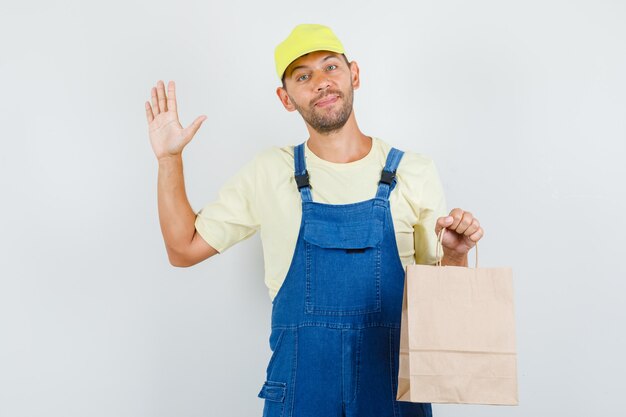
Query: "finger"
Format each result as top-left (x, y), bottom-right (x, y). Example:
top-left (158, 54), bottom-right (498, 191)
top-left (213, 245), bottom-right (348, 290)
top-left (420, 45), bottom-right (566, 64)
top-left (435, 215), bottom-right (454, 236)
top-left (462, 219), bottom-right (480, 237)
top-left (151, 87), bottom-right (160, 115)
top-left (455, 211), bottom-right (474, 234)
top-left (156, 80), bottom-right (168, 113)
top-left (167, 80), bottom-right (178, 116)
top-left (184, 115), bottom-right (208, 139)
top-left (448, 208), bottom-right (464, 231)
top-left (468, 227), bottom-right (484, 243)
top-left (145, 101), bottom-right (154, 123)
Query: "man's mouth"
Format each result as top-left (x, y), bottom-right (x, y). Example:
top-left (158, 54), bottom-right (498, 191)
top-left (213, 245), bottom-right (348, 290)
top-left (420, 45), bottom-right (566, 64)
top-left (315, 95), bottom-right (339, 107)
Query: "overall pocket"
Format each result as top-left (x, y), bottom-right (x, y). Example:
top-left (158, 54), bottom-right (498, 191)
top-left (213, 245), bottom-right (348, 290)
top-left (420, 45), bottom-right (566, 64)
top-left (258, 380), bottom-right (286, 417)
top-left (258, 328), bottom-right (292, 417)
top-left (303, 218), bottom-right (383, 315)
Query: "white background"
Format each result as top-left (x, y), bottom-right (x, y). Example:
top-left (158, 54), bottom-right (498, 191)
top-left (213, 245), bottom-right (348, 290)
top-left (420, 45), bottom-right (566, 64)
top-left (1, 0), bottom-right (625, 416)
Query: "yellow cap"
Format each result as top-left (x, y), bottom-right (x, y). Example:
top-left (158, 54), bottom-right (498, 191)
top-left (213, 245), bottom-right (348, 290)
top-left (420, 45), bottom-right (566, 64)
top-left (274, 24), bottom-right (346, 81)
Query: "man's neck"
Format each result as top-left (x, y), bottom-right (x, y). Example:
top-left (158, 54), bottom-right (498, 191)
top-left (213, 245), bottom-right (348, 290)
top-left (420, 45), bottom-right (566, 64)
top-left (306, 114), bottom-right (371, 163)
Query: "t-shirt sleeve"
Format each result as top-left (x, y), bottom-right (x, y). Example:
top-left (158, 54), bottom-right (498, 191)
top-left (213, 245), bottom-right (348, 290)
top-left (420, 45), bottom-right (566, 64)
top-left (413, 158), bottom-right (448, 265)
top-left (194, 155), bottom-right (260, 254)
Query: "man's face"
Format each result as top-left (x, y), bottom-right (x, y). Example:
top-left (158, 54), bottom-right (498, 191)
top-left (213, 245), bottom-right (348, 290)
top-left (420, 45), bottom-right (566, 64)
top-left (277, 50), bottom-right (360, 135)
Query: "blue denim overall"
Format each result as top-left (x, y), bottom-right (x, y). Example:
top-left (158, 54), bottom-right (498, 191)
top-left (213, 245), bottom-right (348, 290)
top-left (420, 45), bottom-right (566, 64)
top-left (258, 142), bottom-right (433, 417)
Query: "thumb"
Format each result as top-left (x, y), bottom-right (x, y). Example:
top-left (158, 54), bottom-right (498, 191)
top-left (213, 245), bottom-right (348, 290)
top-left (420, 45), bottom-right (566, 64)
top-left (436, 215), bottom-right (454, 234)
top-left (184, 115), bottom-right (207, 139)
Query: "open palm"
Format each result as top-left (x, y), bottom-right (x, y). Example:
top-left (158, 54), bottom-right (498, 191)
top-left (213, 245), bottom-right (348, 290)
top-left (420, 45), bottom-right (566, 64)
top-left (145, 80), bottom-right (206, 160)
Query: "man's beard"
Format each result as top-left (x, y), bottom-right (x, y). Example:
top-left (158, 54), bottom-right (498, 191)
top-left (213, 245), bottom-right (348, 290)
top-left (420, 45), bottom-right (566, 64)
top-left (289, 86), bottom-right (354, 135)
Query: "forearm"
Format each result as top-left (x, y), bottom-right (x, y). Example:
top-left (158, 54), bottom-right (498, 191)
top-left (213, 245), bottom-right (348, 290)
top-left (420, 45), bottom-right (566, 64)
top-left (157, 154), bottom-right (196, 261)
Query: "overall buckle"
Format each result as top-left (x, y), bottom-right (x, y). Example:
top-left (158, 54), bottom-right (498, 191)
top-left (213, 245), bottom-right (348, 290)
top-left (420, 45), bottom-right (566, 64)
top-left (379, 169), bottom-right (396, 185)
top-left (295, 171), bottom-right (310, 189)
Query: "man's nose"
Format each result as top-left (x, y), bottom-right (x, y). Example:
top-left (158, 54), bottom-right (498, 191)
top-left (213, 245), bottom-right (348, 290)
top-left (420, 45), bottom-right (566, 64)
top-left (312, 70), bottom-right (331, 91)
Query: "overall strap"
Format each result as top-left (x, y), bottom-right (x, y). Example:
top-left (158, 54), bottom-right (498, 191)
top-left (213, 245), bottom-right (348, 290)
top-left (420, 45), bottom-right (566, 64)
top-left (375, 147), bottom-right (404, 200)
top-left (293, 142), bottom-right (312, 202)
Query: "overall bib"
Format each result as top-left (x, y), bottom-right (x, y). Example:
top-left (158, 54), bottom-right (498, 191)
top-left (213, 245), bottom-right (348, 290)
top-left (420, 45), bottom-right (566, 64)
top-left (258, 142), bottom-right (433, 417)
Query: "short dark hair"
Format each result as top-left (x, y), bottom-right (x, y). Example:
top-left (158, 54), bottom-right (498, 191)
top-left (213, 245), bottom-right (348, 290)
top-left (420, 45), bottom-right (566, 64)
top-left (281, 53), bottom-right (350, 89)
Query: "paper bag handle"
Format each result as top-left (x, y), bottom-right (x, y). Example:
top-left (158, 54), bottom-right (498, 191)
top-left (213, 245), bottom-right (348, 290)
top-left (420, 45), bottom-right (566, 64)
top-left (435, 227), bottom-right (479, 268)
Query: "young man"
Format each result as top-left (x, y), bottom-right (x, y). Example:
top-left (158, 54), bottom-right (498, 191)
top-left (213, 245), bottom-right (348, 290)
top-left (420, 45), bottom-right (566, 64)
top-left (145, 23), bottom-right (483, 417)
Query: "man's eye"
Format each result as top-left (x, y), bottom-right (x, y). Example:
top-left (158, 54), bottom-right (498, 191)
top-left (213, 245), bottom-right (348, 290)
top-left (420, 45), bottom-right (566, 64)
top-left (297, 74), bottom-right (309, 81)
top-left (327, 64), bottom-right (337, 70)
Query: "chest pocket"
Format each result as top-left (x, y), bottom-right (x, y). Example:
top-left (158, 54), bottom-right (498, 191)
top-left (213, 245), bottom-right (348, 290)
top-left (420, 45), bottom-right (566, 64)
top-left (303, 218), bottom-right (383, 315)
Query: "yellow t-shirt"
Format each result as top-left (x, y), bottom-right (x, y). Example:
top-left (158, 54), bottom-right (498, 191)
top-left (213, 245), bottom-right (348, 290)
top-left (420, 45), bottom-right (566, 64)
top-left (194, 137), bottom-right (448, 301)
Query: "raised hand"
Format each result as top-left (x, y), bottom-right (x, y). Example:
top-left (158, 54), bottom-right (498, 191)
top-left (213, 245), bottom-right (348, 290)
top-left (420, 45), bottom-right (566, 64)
top-left (145, 80), bottom-right (207, 161)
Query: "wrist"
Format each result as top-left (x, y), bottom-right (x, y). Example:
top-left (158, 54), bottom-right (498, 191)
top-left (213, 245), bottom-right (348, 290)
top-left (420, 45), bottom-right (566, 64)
top-left (441, 250), bottom-right (468, 267)
top-left (158, 153), bottom-right (183, 165)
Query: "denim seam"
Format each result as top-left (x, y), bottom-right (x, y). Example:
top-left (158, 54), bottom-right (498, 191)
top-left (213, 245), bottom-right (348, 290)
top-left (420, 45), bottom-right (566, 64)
top-left (390, 328), bottom-right (400, 417)
top-left (304, 241), bottom-right (312, 312)
top-left (288, 328), bottom-right (298, 417)
top-left (341, 329), bottom-right (345, 406)
top-left (272, 322), bottom-right (401, 330)
top-left (353, 329), bottom-right (362, 403)
top-left (375, 244), bottom-right (381, 311)
top-left (266, 328), bottom-right (286, 378)
top-left (303, 198), bottom-right (383, 210)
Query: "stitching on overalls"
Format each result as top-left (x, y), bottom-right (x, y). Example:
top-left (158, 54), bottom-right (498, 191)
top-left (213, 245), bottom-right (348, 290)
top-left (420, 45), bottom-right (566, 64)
top-left (287, 328), bottom-right (298, 417)
top-left (390, 328), bottom-right (400, 417)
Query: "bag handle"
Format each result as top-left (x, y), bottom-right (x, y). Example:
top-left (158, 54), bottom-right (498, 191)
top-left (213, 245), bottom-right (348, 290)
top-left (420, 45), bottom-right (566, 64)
top-left (435, 227), bottom-right (479, 268)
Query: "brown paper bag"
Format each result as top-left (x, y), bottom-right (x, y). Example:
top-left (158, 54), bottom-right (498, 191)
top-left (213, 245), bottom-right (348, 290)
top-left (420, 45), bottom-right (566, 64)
top-left (396, 227), bottom-right (518, 405)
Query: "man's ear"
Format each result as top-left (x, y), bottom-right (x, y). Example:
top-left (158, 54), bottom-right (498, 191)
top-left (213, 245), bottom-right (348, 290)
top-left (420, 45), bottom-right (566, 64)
top-left (276, 86), bottom-right (297, 112)
top-left (349, 60), bottom-right (360, 90)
